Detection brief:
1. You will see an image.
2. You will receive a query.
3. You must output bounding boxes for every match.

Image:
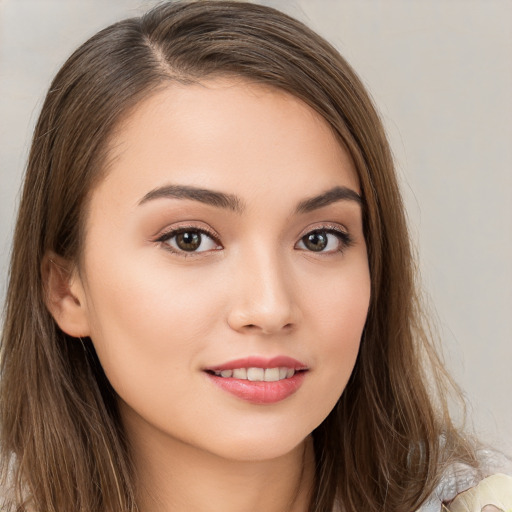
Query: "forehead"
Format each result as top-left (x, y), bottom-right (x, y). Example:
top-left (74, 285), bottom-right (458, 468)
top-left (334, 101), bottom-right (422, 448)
top-left (99, 78), bottom-right (359, 207)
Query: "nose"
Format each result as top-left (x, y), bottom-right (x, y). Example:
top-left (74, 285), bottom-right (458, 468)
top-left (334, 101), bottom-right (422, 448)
top-left (226, 249), bottom-right (300, 335)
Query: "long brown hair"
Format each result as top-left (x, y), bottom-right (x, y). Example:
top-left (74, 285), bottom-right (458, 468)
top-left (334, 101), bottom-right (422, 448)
top-left (1, 2), bottom-right (476, 511)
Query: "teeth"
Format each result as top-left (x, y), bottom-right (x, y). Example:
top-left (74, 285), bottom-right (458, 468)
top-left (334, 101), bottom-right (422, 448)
top-left (213, 367), bottom-right (297, 382)
top-left (264, 368), bottom-right (280, 382)
top-left (232, 368), bottom-right (247, 379)
top-left (247, 367), bottom-right (264, 381)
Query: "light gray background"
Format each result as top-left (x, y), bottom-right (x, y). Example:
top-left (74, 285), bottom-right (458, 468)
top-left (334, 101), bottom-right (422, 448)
top-left (1, 0), bottom-right (511, 453)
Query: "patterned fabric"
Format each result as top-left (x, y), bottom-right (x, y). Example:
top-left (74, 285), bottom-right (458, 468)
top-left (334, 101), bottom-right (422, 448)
top-left (418, 450), bottom-right (512, 512)
top-left (446, 474), bottom-right (512, 512)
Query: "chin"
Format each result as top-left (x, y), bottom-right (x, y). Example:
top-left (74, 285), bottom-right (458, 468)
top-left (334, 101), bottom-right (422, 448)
top-left (190, 414), bottom-right (322, 463)
top-left (207, 432), bottom-right (309, 463)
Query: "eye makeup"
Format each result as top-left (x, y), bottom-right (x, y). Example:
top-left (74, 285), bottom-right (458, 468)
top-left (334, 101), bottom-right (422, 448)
top-left (153, 220), bottom-right (354, 257)
top-left (154, 223), bottom-right (222, 256)
top-left (295, 226), bottom-right (353, 254)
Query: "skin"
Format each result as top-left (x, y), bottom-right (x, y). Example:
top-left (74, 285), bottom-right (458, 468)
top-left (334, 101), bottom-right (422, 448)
top-left (48, 79), bottom-right (371, 512)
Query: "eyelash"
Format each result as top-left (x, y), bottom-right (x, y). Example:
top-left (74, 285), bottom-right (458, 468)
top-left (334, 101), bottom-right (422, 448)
top-left (155, 224), bottom-right (353, 256)
top-left (155, 225), bottom-right (222, 256)
top-left (298, 226), bottom-right (354, 254)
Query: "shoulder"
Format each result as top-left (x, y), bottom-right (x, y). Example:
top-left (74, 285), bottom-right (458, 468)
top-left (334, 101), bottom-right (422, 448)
top-left (418, 450), bottom-right (512, 512)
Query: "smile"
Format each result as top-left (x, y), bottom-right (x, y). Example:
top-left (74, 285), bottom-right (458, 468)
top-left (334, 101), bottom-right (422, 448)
top-left (210, 367), bottom-right (296, 381)
top-left (204, 356), bottom-right (308, 404)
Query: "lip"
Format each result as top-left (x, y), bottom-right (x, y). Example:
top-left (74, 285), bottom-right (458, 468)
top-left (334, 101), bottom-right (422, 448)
top-left (205, 356), bottom-right (308, 372)
top-left (205, 371), bottom-right (306, 404)
top-left (203, 355), bottom-right (308, 405)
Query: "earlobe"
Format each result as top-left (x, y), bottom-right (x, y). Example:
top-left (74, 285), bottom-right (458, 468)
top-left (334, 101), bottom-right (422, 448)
top-left (42, 252), bottom-right (90, 338)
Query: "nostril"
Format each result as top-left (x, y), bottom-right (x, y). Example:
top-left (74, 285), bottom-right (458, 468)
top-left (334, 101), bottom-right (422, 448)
top-left (227, 301), bottom-right (298, 334)
top-left (240, 322), bottom-right (295, 334)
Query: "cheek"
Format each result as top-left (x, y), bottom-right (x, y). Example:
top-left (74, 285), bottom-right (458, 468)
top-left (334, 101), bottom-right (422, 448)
top-left (303, 260), bottom-right (370, 403)
top-left (305, 255), bottom-right (370, 340)
top-left (81, 251), bottom-right (224, 390)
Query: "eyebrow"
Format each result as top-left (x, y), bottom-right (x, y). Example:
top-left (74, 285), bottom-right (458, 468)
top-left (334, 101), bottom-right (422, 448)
top-left (138, 184), bottom-right (362, 214)
top-left (138, 184), bottom-right (244, 213)
top-left (295, 186), bottom-right (362, 213)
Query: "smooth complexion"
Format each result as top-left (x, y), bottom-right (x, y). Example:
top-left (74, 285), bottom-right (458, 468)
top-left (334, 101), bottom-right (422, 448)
top-left (47, 79), bottom-right (371, 512)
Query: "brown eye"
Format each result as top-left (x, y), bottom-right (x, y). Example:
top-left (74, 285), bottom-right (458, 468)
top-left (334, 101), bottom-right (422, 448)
top-left (160, 228), bottom-right (220, 253)
top-left (296, 228), bottom-right (352, 253)
top-left (175, 231), bottom-right (202, 251)
top-left (302, 232), bottom-right (328, 252)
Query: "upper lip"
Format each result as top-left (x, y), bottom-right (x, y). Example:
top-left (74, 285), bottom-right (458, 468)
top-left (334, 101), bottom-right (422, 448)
top-left (205, 356), bottom-right (308, 372)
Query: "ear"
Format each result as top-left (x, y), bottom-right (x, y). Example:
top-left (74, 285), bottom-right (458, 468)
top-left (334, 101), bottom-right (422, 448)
top-left (42, 252), bottom-right (91, 337)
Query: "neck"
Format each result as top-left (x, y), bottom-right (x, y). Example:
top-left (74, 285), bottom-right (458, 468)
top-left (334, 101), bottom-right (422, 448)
top-left (125, 416), bottom-right (315, 512)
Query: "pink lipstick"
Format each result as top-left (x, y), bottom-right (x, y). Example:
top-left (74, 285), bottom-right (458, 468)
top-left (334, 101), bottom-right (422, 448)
top-left (204, 356), bottom-right (308, 404)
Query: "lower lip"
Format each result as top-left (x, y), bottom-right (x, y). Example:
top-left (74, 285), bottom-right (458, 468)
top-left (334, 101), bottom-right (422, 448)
top-left (206, 372), bottom-right (306, 404)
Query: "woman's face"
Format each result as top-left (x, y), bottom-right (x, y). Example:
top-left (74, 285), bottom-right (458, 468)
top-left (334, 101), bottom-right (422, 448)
top-left (73, 79), bottom-right (370, 461)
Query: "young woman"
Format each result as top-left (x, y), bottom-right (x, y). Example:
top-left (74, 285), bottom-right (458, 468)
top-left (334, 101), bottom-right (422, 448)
top-left (1, 2), bottom-right (510, 511)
